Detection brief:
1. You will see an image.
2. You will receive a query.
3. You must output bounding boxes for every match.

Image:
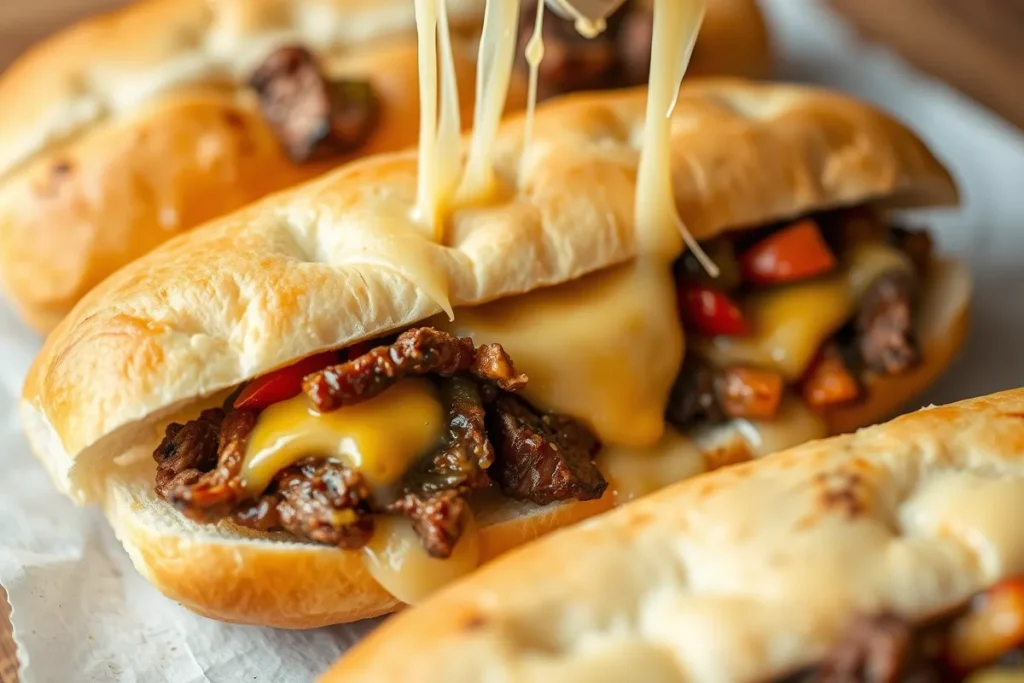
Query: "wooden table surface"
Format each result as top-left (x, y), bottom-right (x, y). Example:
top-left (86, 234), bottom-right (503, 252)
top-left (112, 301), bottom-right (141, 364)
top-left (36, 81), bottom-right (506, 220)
top-left (1, 1), bottom-right (1023, 681)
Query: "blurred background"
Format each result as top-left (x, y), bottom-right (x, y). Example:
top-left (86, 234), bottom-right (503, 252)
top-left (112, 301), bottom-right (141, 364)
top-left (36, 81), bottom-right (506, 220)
top-left (3, 0), bottom-right (1023, 129)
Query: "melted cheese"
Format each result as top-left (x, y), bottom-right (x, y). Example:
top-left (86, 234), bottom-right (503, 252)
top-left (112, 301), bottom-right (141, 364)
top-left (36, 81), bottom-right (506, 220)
top-left (600, 428), bottom-right (705, 505)
top-left (520, 0), bottom-right (547, 170)
top-left (694, 242), bottom-right (914, 380)
top-left (362, 511), bottom-right (480, 604)
top-left (697, 276), bottom-right (854, 380)
top-left (634, 0), bottom-right (707, 257)
top-left (240, 379), bottom-right (445, 497)
top-left (901, 473), bottom-right (1024, 578)
top-left (458, 0), bottom-right (521, 205)
top-left (732, 398), bottom-right (828, 458)
top-left (441, 262), bottom-right (683, 449)
top-left (545, 0), bottom-right (616, 37)
top-left (601, 400), bottom-right (827, 504)
top-left (414, 0), bottom-right (464, 237)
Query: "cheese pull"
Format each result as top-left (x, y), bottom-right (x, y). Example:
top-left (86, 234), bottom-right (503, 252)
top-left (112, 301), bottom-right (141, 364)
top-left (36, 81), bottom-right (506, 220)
top-left (363, 512), bottom-right (480, 605)
top-left (695, 241), bottom-right (915, 380)
top-left (440, 261), bottom-right (684, 449)
top-left (240, 379), bottom-right (446, 498)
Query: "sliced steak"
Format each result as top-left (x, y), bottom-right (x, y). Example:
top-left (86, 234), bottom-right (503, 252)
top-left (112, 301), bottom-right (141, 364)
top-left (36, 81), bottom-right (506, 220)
top-left (487, 394), bottom-right (605, 505)
top-left (233, 459), bottom-right (374, 549)
top-left (408, 376), bottom-right (495, 495)
top-left (388, 489), bottom-right (468, 560)
top-left (249, 45), bottom-right (379, 162)
top-left (303, 328), bottom-right (523, 412)
top-left (857, 273), bottom-right (919, 375)
top-left (164, 409), bottom-right (257, 521)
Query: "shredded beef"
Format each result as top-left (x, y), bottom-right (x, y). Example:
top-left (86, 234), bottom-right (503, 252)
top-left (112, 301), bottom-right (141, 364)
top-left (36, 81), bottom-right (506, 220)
top-left (665, 357), bottom-right (724, 429)
top-left (303, 328), bottom-right (523, 412)
top-left (249, 45), bottom-right (379, 162)
top-left (164, 409), bottom-right (257, 521)
top-left (234, 459), bottom-right (374, 549)
top-left (389, 490), bottom-right (468, 559)
top-left (856, 273), bottom-right (920, 376)
top-left (153, 408), bottom-right (224, 498)
top-left (486, 394), bottom-right (606, 505)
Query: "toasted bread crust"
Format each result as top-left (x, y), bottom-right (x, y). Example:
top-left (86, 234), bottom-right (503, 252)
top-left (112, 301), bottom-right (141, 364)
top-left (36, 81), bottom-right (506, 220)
top-left (326, 385), bottom-right (1024, 683)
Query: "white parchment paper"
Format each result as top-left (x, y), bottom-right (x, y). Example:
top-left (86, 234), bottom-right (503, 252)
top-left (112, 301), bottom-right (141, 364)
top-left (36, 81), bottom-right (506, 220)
top-left (2, 1), bottom-right (1024, 681)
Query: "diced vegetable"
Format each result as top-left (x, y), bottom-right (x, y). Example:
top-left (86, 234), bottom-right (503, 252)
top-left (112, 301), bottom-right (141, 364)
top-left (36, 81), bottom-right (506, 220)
top-left (234, 351), bottom-right (341, 410)
top-left (948, 578), bottom-right (1024, 671)
top-left (802, 346), bottom-right (861, 409)
top-left (677, 282), bottom-right (750, 337)
top-left (741, 219), bottom-right (838, 285)
top-left (715, 366), bottom-right (784, 420)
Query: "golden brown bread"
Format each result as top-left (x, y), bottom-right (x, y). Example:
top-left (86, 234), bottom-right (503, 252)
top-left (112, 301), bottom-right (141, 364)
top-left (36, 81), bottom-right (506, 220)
top-left (0, 0), bottom-right (772, 333)
top-left (325, 387), bottom-right (1024, 682)
top-left (18, 79), bottom-right (964, 627)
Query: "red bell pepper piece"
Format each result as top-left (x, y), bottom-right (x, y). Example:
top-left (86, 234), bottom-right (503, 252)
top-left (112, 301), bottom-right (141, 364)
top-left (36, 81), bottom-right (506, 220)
top-left (233, 351), bottom-right (340, 410)
top-left (741, 219), bottom-right (838, 285)
top-left (677, 281), bottom-right (750, 337)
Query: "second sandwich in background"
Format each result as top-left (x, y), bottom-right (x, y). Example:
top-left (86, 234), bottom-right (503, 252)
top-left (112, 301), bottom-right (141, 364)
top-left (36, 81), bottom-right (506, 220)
top-left (0, 0), bottom-right (770, 332)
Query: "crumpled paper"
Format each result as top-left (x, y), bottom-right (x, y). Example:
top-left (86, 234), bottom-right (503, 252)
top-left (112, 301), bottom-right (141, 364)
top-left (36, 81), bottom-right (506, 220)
top-left (2, 1), bottom-right (1024, 681)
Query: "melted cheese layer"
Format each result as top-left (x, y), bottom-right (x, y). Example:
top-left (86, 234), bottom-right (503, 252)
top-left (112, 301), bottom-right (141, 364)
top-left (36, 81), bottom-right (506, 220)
top-left (441, 262), bottom-right (683, 449)
top-left (363, 511), bottom-right (480, 604)
top-left (240, 378), bottom-right (445, 497)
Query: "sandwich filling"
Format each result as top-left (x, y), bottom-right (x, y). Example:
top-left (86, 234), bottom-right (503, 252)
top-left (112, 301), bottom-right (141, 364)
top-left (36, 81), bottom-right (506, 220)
top-left (779, 577), bottom-right (1024, 682)
top-left (152, 204), bottom-right (938, 560)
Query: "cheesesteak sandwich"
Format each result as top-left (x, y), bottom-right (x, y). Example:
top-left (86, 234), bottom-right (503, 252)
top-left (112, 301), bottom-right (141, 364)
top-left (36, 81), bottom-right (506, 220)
top-left (0, 0), bottom-right (769, 333)
top-left (325, 388), bottom-right (1024, 683)
top-left (21, 73), bottom-right (968, 627)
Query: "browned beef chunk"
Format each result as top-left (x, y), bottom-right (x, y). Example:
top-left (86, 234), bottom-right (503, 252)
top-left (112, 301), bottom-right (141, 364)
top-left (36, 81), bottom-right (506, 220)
top-left (389, 490), bottom-right (468, 559)
top-left (234, 459), bottom-right (374, 549)
top-left (249, 45), bottom-right (379, 162)
top-left (665, 357), bottom-right (724, 429)
top-left (303, 328), bottom-right (524, 413)
top-left (410, 377), bottom-right (495, 494)
top-left (856, 273), bottom-right (920, 375)
top-left (164, 409), bottom-right (257, 521)
top-left (472, 344), bottom-right (528, 393)
top-left (487, 394), bottom-right (605, 505)
top-left (153, 408), bottom-right (224, 497)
